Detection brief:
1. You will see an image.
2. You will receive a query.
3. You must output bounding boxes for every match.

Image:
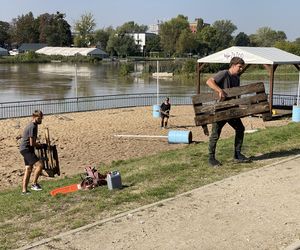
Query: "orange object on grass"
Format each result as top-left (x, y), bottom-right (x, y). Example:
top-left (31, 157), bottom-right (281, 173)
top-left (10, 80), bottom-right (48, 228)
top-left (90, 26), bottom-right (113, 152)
top-left (50, 184), bottom-right (81, 196)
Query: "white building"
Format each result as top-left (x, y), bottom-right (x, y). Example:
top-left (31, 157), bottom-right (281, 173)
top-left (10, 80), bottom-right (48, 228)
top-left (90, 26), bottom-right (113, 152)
top-left (128, 33), bottom-right (156, 52)
top-left (36, 47), bottom-right (108, 58)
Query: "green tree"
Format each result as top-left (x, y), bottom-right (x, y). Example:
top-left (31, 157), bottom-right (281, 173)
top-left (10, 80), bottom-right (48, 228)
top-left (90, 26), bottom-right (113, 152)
top-left (0, 21), bottom-right (10, 47)
top-left (74, 12), bottom-right (96, 47)
top-left (250, 27), bottom-right (287, 47)
top-left (159, 15), bottom-right (190, 56)
top-left (274, 40), bottom-right (300, 56)
top-left (94, 26), bottom-right (114, 51)
top-left (9, 12), bottom-right (39, 45)
top-left (37, 12), bottom-right (72, 46)
top-left (116, 21), bottom-right (147, 34)
top-left (212, 19), bottom-right (237, 50)
top-left (234, 32), bottom-right (251, 46)
top-left (144, 35), bottom-right (161, 56)
top-left (196, 25), bottom-right (218, 55)
top-left (106, 32), bottom-right (139, 57)
top-left (176, 29), bottom-right (197, 56)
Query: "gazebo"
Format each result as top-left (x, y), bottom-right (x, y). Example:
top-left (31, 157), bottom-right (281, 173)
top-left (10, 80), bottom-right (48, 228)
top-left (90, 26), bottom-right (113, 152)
top-left (196, 46), bottom-right (300, 110)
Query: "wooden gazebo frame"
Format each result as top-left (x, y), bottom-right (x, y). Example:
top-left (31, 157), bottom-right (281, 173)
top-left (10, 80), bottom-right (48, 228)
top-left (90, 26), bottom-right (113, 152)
top-left (196, 47), bottom-right (300, 111)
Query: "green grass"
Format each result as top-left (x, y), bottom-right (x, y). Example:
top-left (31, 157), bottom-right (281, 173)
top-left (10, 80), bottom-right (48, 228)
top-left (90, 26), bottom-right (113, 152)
top-left (0, 122), bottom-right (300, 249)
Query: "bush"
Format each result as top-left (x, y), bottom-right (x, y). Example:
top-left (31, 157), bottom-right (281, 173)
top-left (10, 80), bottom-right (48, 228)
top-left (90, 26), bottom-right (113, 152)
top-left (119, 63), bottom-right (134, 76)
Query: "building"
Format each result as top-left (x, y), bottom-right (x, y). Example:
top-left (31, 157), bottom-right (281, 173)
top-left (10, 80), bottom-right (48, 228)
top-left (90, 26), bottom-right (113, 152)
top-left (189, 18), bottom-right (210, 33)
top-left (0, 47), bottom-right (8, 56)
top-left (128, 33), bottom-right (157, 53)
top-left (36, 47), bottom-right (108, 58)
top-left (147, 20), bottom-right (162, 35)
top-left (18, 43), bottom-right (48, 53)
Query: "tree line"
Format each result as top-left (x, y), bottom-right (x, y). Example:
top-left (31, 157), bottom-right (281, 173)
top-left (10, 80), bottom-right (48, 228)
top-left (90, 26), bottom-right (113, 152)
top-left (1, 12), bottom-right (300, 57)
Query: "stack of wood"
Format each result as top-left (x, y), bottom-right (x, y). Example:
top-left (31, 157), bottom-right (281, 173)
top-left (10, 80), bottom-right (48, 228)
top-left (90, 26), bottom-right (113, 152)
top-left (192, 82), bottom-right (271, 127)
top-left (36, 128), bottom-right (60, 177)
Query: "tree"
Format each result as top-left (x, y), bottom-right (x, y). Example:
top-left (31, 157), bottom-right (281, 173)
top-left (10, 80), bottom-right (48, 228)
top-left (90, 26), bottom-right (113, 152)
top-left (116, 21), bottom-right (147, 34)
top-left (37, 12), bottom-right (72, 46)
top-left (274, 40), bottom-right (300, 56)
top-left (250, 27), bottom-right (287, 47)
top-left (176, 29), bottom-right (197, 56)
top-left (74, 12), bottom-right (96, 47)
top-left (144, 35), bottom-right (161, 56)
top-left (159, 15), bottom-right (190, 56)
top-left (0, 21), bottom-right (10, 48)
top-left (196, 25), bottom-right (218, 55)
top-left (9, 12), bottom-right (39, 45)
top-left (94, 26), bottom-right (114, 51)
top-left (106, 32), bottom-right (139, 57)
top-left (234, 32), bottom-right (251, 46)
top-left (211, 19), bottom-right (237, 50)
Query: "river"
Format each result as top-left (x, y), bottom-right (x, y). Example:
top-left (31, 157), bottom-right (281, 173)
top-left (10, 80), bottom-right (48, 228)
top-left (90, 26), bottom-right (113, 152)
top-left (0, 62), bottom-right (297, 103)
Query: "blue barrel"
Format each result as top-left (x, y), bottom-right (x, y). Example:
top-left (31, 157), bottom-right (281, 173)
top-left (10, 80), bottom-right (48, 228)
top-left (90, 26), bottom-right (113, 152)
top-left (168, 130), bottom-right (192, 144)
top-left (152, 104), bottom-right (161, 118)
top-left (292, 105), bottom-right (300, 122)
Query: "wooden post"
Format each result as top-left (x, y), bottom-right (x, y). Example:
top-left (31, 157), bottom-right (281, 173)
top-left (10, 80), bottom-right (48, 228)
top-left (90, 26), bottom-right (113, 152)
top-left (196, 63), bottom-right (205, 94)
top-left (263, 64), bottom-right (278, 111)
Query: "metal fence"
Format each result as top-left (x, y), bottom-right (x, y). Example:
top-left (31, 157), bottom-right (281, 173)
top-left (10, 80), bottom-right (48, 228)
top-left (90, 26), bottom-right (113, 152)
top-left (0, 93), bottom-right (296, 120)
top-left (0, 93), bottom-right (193, 119)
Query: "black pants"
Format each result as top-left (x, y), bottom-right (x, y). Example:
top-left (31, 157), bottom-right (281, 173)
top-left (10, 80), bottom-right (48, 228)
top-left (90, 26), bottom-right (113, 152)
top-left (208, 118), bottom-right (245, 156)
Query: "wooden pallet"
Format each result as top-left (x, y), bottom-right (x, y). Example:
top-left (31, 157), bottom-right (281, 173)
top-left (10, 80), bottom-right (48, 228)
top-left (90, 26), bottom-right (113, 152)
top-left (35, 128), bottom-right (60, 177)
top-left (192, 82), bottom-right (271, 126)
top-left (36, 144), bottom-right (60, 177)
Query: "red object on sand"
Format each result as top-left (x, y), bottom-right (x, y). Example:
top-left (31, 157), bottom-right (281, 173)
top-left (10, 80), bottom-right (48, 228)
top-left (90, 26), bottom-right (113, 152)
top-left (50, 184), bottom-right (81, 196)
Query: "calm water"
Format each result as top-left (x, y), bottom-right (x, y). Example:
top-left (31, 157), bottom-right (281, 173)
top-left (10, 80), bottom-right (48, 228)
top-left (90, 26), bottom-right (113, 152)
top-left (0, 63), bottom-right (298, 103)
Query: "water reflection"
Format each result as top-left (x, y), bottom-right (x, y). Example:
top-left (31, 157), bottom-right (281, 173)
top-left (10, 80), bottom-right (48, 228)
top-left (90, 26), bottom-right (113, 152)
top-left (0, 62), bottom-right (297, 103)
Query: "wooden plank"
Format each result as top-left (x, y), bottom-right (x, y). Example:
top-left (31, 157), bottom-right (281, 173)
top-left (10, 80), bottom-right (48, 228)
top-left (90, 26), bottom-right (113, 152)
top-left (192, 82), bottom-right (265, 105)
top-left (193, 93), bottom-right (268, 114)
top-left (194, 101), bottom-right (270, 126)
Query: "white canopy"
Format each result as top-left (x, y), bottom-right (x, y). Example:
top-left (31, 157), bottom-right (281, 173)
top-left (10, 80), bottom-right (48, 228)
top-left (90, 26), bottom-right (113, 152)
top-left (197, 46), bottom-right (300, 65)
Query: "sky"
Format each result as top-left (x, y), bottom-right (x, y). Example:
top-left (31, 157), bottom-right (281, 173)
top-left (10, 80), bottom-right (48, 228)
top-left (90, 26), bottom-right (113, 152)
top-left (1, 0), bottom-right (299, 41)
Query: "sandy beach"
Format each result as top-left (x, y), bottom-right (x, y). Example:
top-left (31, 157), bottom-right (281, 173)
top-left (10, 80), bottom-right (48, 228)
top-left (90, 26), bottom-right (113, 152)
top-left (0, 105), bottom-right (290, 190)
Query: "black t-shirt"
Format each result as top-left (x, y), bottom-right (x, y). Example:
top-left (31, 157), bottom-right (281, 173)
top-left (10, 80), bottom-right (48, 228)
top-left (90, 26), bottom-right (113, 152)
top-left (160, 102), bottom-right (171, 113)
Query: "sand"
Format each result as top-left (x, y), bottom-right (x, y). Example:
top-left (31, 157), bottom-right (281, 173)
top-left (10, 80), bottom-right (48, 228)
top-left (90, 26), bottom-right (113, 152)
top-left (0, 105), bottom-right (290, 190)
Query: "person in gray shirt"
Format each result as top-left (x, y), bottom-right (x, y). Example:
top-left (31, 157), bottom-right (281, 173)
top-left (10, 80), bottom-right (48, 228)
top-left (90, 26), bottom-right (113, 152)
top-left (206, 57), bottom-right (250, 167)
top-left (19, 110), bottom-right (44, 194)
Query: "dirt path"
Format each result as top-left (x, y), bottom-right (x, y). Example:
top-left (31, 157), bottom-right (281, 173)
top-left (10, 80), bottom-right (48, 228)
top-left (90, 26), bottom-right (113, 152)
top-left (20, 155), bottom-right (300, 250)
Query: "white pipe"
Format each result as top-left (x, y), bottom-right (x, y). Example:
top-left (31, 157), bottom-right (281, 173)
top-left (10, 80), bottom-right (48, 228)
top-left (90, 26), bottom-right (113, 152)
top-left (75, 63), bottom-right (78, 98)
top-left (297, 71), bottom-right (300, 106)
top-left (114, 134), bottom-right (168, 138)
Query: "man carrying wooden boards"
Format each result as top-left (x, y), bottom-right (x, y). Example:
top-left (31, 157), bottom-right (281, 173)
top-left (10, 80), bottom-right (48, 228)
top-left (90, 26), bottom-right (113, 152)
top-left (206, 57), bottom-right (250, 167)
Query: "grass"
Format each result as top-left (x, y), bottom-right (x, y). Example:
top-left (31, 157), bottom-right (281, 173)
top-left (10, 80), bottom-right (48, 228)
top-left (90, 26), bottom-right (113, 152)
top-left (0, 121), bottom-right (300, 249)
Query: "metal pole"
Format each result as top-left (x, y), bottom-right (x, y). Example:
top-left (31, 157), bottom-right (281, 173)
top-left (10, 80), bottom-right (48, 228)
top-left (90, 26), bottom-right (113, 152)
top-left (156, 60), bottom-right (159, 105)
top-left (75, 63), bottom-right (78, 99)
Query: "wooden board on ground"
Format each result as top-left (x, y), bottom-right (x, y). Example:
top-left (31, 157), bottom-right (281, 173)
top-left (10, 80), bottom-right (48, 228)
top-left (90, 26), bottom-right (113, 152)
top-left (192, 82), bottom-right (271, 126)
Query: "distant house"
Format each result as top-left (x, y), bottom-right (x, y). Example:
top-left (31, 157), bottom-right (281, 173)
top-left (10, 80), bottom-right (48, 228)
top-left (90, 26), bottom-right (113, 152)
top-left (18, 43), bottom-right (48, 53)
top-left (36, 47), bottom-right (108, 58)
top-left (128, 33), bottom-right (157, 52)
top-left (0, 47), bottom-right (8, 56)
